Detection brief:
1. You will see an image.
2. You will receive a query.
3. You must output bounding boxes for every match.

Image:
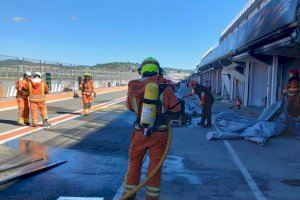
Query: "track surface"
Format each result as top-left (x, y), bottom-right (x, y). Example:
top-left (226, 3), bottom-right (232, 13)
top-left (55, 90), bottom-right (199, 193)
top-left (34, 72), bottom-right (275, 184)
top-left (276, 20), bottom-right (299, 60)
top-left (0, 92), bottom-right (300, 200)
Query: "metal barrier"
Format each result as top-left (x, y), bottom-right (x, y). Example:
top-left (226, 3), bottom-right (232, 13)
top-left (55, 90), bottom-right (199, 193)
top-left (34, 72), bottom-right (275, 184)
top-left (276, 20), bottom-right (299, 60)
top-left (0, 55), bottom-right (139, 98)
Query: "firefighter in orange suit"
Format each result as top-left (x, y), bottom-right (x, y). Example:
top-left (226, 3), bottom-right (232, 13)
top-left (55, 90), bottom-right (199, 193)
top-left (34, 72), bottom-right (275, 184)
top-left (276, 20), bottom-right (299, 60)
top-left (15, 71), bottom-right (32, 126)
top-left (284, 69), bottom-right (300, 117)
top-left (25, 72), bottom-right (51, 127)
top-left (79, 73), bottom-right (95, 116)
top-left (123, 57), bottom-right (181, 200)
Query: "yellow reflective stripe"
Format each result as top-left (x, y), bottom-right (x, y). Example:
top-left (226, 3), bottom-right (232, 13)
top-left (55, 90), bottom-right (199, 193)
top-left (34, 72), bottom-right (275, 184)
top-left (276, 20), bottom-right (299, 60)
top-left (124, 184), bottom-right (137, 190)
top-left (146, 191), bottom-right (159, 197)
top-left (29, 82), bottom-right (45, 102)
top-left (132, 97), bottom-right (138, 113)
top-left (123, 183), bottom-right (137, 194)
top-left (124, 189), bottom-right (132, 194)
top-left (288, 88), bottom-right (299, 91)
top-left (146, 186), bottom-right (160, 192)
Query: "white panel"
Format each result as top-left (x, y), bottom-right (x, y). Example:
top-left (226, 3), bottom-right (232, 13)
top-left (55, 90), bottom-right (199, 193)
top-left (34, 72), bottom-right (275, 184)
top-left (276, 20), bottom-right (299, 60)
top-left (9, 86), bottom-right (15, 97)
top-left (221, 73), bottom-right (231, 97)
top-left (6, 86), bottom-right (11, 97)
top-left (270, 56), bottom-right (278, 105)
top-left (250, 62), bottom-right (268, 107)
top-left (58, 84), bottom-right (62, 92)
top-left (53, 84), bottom-right (58, 92)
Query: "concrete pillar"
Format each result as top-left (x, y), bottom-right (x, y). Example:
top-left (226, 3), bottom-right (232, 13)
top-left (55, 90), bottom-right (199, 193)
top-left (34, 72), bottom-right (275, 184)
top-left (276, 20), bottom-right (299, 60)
top-left (270, 56), bottom-right (278, 104)
top-left (243, 61), bottom-right (251, 106)
top-left (214, 70), bottom-right (217, 93)
top-left (267, 65), bottom-right (272, 106)
top-left (230, 76), bottom-right (235, 100)
top-left (211, 70), bottom-right (215, 93)
top-left (215, 70), bottom-right (220, 94)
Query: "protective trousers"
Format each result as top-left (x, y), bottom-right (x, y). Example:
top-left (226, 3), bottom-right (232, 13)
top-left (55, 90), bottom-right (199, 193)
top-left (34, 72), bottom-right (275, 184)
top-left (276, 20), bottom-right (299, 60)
top-left (17, 97), bottom-right (29, 124)
top-left (287, 95), bottom-right (300, 117)
top-left (124, 131), bottom-right (167, 200)
top-left (200, 104), bottom-right (212, 126)
top-left (82, 94), bottom-right (93, 115)
top-left (30, 101), bottom-right (48, 126)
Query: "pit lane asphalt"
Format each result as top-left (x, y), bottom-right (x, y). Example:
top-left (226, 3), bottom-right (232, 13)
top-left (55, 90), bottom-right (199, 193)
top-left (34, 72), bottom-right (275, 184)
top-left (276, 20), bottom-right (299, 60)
top-left (0, 96), bottom-right (300, 200)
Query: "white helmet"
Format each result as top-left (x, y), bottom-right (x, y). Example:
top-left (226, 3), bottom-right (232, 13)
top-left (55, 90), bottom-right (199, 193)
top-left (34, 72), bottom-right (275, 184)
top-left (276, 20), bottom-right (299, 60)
top-left (25, 71), bottom-right (32, 77)
top-left (34, 72), bottom-right (42, 78)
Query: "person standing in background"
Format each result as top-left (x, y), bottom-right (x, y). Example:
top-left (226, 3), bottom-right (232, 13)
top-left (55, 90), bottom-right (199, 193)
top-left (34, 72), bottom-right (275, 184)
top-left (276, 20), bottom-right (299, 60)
top-left (284, 69), bottom-right (300, 117)
top-left (26, 72), bottom-right (51, 127)
top-left (188, 80), bottom-right (214, 128)
top-left (79, 73), bottom-right (95, 116)
top-left (15, 72), bottom-right (32, 126)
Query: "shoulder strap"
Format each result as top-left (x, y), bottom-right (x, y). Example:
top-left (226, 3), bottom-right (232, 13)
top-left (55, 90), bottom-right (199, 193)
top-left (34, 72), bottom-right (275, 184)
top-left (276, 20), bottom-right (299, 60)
top-left (158, 84), bottom-right (168, 114)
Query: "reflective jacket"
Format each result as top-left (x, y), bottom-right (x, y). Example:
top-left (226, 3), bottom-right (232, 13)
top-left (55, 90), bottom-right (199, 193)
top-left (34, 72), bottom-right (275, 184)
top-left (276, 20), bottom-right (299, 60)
top-left (194, 84), bottom-right (214, 107)
top-left (26, 78), bottom-right (49, 103)
top-left (285, 76), bottom-right (300, 97)
top-left (15, 78), bottom-right (29, 99)
top-left (79, 79), bottom-right (94, 95)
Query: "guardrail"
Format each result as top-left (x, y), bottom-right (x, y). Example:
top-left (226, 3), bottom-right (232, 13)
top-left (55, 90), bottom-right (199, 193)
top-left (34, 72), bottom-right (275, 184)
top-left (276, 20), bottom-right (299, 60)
top-left (0, 55), bottom-right (139, 98)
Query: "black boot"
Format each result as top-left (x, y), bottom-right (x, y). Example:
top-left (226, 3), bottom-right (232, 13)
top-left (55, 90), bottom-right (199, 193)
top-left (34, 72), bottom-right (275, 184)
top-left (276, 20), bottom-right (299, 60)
top-left (18, 122), bottom-right (26, 126)
top-left (205, 124), bottom-right (212, 128)
top-left (43, 119), bottom-right (51, 127)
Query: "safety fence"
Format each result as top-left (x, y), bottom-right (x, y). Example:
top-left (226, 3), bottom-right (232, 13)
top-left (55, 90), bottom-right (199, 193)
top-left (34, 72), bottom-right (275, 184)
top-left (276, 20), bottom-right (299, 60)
top-left (0, 55), bottom-right (138, 98)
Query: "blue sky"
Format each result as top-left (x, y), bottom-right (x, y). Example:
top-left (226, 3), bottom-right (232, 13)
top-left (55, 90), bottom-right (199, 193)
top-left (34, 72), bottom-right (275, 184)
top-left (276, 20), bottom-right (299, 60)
top-left (0, 0), bottom-right (248, 69)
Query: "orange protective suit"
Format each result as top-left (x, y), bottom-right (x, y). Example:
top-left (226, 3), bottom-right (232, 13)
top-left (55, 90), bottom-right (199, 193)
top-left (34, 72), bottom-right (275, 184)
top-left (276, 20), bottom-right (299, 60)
top-left (26, 78), bottom-right (49, 126)
top-left (79, 79), bottom-right (95, 115)
top-left (123, 75), bottom-right (181, 200)
top-left (15, 78), bottom-right (30, 125)
top-left (285, 75), bottom-right (300, 117)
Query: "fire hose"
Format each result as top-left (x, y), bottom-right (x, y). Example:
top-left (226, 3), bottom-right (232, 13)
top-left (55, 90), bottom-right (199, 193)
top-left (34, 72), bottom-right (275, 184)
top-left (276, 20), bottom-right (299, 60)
top-left (119, 123), bottom-right (172, 200)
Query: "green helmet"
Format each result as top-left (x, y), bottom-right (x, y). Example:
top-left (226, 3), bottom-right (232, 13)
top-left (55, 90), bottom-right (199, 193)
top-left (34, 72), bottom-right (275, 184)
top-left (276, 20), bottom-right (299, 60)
top-left (138, 57), bottom-right (163, 76)
top-left (84, 72), bottom-right (91, 77)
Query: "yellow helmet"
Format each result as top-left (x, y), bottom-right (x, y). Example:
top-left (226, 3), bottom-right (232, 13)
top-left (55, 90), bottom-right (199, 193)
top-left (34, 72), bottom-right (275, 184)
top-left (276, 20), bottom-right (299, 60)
top-left (84, 72), bottom-right (91, 77)
top-left (138, 57), bottom-right (163, 76)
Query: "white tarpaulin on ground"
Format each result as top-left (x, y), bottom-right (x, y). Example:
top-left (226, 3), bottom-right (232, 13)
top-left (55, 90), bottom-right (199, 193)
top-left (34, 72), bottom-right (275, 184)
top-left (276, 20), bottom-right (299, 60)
top-left (206, 99), bottom-right (288, 144)
top-left (176, 83), bottom-right (201, 115)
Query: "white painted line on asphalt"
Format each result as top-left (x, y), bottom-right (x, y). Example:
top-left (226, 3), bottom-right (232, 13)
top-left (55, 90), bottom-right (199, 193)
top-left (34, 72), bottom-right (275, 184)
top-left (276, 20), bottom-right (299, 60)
top-left (57, 197), bottom-right (103, 200)
top-left (0, 97), bottom-right (73, 112)
top-left (0, 126), bottom-right (28, 137)
top-left (223, 140), bottom-right (266, 200)
top-left (0, 88), bottom-right (127, 112)
top-left (0, 97), bottom-right (126, 145)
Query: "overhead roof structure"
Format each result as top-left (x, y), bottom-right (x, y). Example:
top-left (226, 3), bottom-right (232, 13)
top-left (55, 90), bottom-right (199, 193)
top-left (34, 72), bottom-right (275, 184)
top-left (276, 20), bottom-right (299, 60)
top-left (197, 0), bottom-right (300, 72)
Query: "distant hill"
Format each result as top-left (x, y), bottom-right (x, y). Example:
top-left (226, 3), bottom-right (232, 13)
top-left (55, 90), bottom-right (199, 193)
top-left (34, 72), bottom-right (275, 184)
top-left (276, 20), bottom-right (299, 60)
top-left (164, 67), bottom-right (192, 73)
top-left (92, 62), bottom-right (192, 74)
top-left (92, 62), bottom-right (139, 72)
top-left (0, 59), bottom-right (191, 81)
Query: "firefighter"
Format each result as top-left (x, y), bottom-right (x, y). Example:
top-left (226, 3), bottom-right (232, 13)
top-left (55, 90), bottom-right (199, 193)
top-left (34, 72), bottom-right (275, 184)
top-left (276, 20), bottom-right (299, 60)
top-left (123, 57), bottom-right (181, 200)
top-left (26, 72), bottom-right (51, 127)
top-left (284, 69), bottom-right (300, 117)
top-left (189, 80), bottom-right (214, 127)
top-left (79, 73), bottom-right (95, 116)
top-left (15, 71), bottom-right (32, 126)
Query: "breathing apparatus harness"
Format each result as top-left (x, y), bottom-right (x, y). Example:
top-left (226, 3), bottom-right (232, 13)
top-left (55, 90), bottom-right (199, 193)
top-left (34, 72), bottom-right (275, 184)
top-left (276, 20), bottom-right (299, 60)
top-left (134, 83), bottom-right (168, 137)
